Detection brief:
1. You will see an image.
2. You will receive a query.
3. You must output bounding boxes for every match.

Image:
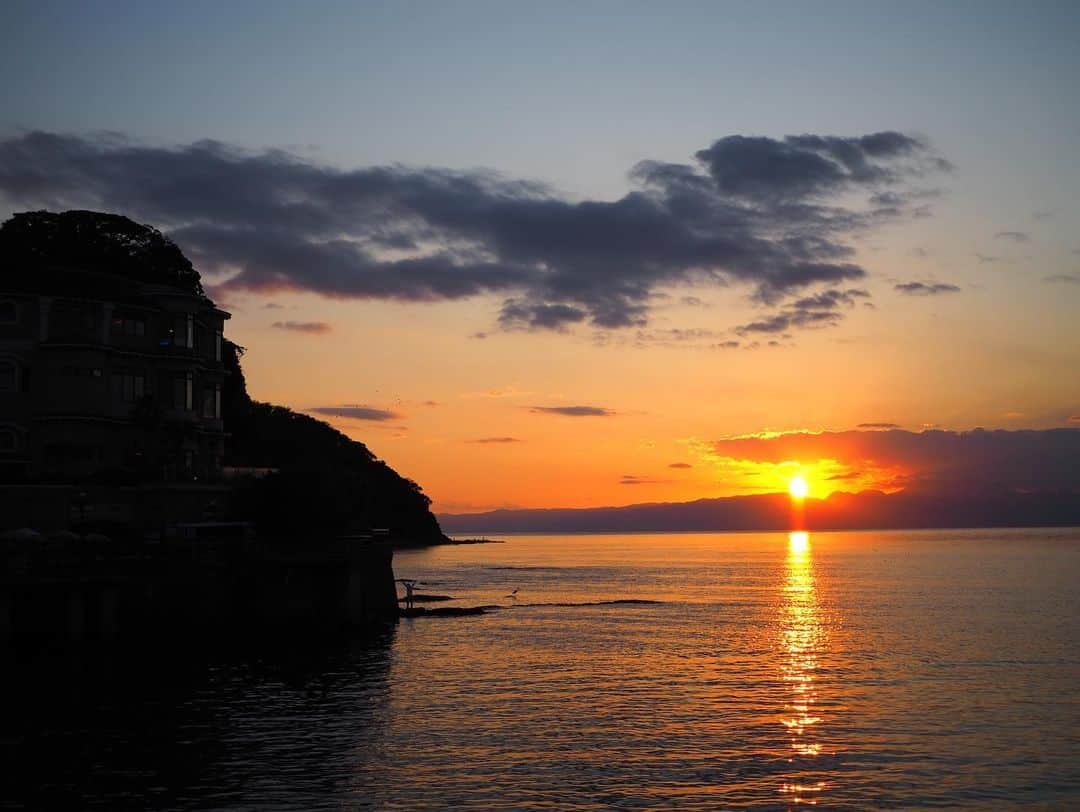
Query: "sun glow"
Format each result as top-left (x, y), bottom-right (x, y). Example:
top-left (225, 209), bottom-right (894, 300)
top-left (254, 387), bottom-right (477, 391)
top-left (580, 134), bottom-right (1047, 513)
top-left (789, 531), bottom-right (809, 554)
top-left (789, 474), bottom-right (809, 499)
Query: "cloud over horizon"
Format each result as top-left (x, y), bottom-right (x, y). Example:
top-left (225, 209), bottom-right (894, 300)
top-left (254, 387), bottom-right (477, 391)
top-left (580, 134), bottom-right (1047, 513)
top-left (703, 428), bottom-right (1080, 494)
top-left (0, 130), bottom-right (948, 334)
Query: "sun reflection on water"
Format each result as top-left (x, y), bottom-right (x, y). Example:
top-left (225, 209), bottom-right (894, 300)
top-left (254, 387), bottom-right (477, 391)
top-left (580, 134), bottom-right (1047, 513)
top-left (780, 530), bottom-right (828, 803)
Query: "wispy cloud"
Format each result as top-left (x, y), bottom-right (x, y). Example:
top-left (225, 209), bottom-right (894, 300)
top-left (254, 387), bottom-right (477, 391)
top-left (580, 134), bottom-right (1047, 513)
top-left (733, 287), bottom-right (869, 336)
top-left (272, 320), bottom-right (331, 333)
top-left (1044, 274), bottom-right (1080, 284)
top-left (530, 405), bottom-right (616, 417)
top-left (857, 422), bottom-right (901, 429)
top-left (620, 475), bottom-right (669, 485)
top-left (309, 405), bottom-right (401, 421)
top-left (994, 230), bottom-right (1030, 243)
top-left (467, 437), bottom-right (521, 444)
top-left (894, 282), bottom-right (961, 296)
top-left (668, 462), bottom-right (693, 469)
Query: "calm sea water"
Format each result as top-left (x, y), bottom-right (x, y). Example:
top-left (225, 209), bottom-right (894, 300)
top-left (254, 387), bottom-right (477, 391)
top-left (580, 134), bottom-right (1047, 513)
top-left (5, 528), bottom-right (1080, 809)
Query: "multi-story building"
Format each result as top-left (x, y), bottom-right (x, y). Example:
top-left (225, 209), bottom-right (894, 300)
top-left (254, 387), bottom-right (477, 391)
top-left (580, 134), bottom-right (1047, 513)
top-left (0, 265), bottom-right (231, 529)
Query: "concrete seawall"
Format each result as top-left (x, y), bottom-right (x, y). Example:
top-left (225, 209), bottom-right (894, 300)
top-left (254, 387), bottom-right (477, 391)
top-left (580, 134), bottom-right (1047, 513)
top-left (0, 538), bottom-right (399, 643)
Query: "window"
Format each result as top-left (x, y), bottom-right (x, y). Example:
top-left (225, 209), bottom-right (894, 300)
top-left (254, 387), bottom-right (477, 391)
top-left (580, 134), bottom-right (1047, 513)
top-left (62, 366), bottom-right (102, 378)
top-left (173, 371), bottom-right (193, 411)
top-left (214, 329), bottom-right (223, 362)
top-left (121, 373), bottom-right (146, 402)
top-left (0, 360), bottom-right (16, 392)
top-left (0, 428), bottom-right (16, 452)
top-left (174, 313), bottom-right (195, 348)
top-left (111, 315), bottom-right (146, 337)
top-left (202, 383), bottom-right (222, 419)
top-left (0, 301), bottom-right (17, 323)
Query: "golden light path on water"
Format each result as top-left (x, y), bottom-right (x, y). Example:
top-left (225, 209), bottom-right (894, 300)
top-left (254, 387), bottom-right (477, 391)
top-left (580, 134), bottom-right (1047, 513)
top-left (780, 530), bottom-right (828, 805)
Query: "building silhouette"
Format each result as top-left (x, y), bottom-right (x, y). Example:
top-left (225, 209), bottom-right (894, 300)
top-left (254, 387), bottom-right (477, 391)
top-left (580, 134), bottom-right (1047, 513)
top-left (0, 264), bottom-right (231, 530)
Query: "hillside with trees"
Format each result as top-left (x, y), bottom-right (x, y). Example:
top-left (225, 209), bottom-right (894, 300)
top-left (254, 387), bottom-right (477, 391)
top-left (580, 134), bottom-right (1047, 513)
top-left (0, 209), bottom-right (448, 544)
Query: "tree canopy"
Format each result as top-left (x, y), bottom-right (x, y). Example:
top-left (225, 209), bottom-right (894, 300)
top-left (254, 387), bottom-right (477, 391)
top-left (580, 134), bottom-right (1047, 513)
top-left (0, 210), bottom-right (205, 295)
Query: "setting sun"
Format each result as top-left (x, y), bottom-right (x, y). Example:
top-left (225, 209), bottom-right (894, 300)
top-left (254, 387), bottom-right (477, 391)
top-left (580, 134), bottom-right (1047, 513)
top-left (789, 474), bottom-right (809, 499)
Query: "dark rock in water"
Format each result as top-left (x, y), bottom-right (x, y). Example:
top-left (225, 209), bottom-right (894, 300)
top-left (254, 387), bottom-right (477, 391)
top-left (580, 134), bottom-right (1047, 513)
top-left (397, 593), bottom-right (455, 603)
top-left (399, 605), bottom-right (498, 618)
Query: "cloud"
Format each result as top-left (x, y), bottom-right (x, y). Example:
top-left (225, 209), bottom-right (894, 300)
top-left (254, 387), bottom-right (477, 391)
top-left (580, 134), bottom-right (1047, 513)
top-left (692, 132), bottom-right (948, 205)
top-left (733, 286), bottom-right (870, 336)
top-left (668, 462), bottom-right (693, 469)
top-left (499, 299), bottom-right (587, 331)
top-left (529, 405), bottom-right (615, 417)
top-left (309, 405), bottom-right (400, 421)
top-left (1044, 274), bottom-right (1080, 284)
top-left (620, 475), bottom-right (669, 485)
top-left (462, 385), bottom-right (532, 399)
top-left (894, 281), bottom-right (961, 296)
top-left (994, 230), bottom-right (1030, 243)
top-left (734, 308), bottom-right (841, 335)
top-left (1069, 415), bottom-right (1080, 424)
top-left (467, 436), bottom-right (521, 444)
top-left (271, 320), bottom-right (331, 333)
top-left (702, 428), bottom-right (1080, 494)
top-left (262, 302), bottom-right (284, 309)
top-left (0, 130), bottom-right (949, 332)
top-left (976, 253), bottom-right (1000, 264)
top-left (857, 422), bottom-right (901, 429)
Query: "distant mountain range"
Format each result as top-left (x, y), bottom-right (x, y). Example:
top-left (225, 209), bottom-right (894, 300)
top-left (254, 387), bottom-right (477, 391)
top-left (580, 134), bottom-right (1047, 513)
top-left (440, 488), bottom-right (1080, 534)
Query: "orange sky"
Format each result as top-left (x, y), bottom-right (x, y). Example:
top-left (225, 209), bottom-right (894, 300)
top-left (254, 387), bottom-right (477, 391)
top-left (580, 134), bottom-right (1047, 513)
top-left (224, 249), bottom-right (1080, 513)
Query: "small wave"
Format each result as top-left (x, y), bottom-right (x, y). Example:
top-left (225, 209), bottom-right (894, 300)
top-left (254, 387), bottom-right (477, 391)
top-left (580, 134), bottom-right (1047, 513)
top-left (511, 599), bottom-right (665, 608)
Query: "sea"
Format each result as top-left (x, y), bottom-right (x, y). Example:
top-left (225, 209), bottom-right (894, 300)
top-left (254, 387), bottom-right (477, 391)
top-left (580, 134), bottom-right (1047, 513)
top-left (5, 528), bottom-right (1080, 810)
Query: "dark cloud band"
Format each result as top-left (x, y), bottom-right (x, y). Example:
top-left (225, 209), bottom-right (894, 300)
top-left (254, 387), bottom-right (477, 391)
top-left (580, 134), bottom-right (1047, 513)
top-left (0, 130), bottom-right (948, 331)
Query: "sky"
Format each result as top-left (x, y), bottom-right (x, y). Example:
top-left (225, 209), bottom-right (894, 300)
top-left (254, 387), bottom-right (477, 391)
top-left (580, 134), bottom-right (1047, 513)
top-left (2, 1), bottom-right (1079, 512)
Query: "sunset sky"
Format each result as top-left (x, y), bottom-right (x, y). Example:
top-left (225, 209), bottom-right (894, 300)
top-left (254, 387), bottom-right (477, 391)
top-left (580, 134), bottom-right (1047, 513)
top-left (3, 1), bottom-right (1079, 512)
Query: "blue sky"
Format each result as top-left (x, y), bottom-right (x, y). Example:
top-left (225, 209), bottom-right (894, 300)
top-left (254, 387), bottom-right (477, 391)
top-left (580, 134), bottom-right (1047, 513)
top-left (4, 1), bottom-right (1079, 204)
